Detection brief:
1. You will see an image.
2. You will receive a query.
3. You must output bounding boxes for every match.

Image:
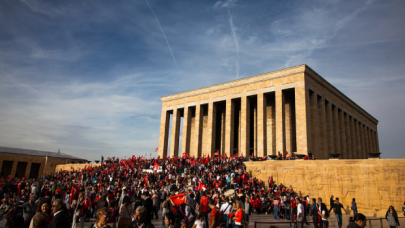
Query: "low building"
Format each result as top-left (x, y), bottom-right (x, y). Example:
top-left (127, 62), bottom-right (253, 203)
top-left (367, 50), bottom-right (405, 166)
top-left (0, 147), bottom-right (88, 179)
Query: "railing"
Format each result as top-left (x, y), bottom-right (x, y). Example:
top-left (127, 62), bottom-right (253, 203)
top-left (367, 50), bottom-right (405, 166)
top-left (253, 217), bottom-right (405, 228)
top-left (254, 220), bottom-right (315, 228)
top-left (366, 217), bottom-right (405, 228)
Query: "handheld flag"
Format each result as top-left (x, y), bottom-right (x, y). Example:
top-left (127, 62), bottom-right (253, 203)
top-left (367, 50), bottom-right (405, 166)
top-left (204, 155), bottom-right (209, 164)
top-left (169, 193), bottom-right (186, 206)
top-left (70, 184), bottom-right (79, 204)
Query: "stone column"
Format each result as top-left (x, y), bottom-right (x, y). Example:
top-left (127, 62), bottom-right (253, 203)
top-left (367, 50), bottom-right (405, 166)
top-left (333, 106), bottom-right (341, 155)
top-left (257, 93), bottom-right (267, 157)
top-left (374, 130), bottom-right (380, 153)
top-left (170, 109), bottom-right (181, 157)
top-left (318, 97), bottom-right (327, 159)
top-left (344, 114), bottom-right (352, 159)
top-left (220, 106), bottom-right (226, 155)
top-left (25, 162), bottom-right (32, 178)
top-left (225, 99), bottom-right (234, 157)
top-left (253, 102), bottom-right (257, 156)
top-left (295, 86), bottom-right (309, 155)
top-left (275, 90), bottom-right (285, 156)
top-left (240, 96), bottom-right (250, 157)
top-left (266, 94), bottom-right (276, 156)
top-left (158, 109), bottom-right (171, 158)
top-left (371, 129), bottom-right (376, 153)
top-left (364, 126), bottom-right (370, 157)
top-left (205, 102), bottom-right (216, 156)
top-left (354, 119), bottom-right (361, 159)
top-left (359, 123), bottom-right (366, 159)
top-left (193, 104), bottom-right (203, 157)
top-left (10, 161), bottom-right (18, 177)
top-left (325, 101), bottom-right (335, 156)
top-left (350, 117), bottom-right (357, 159)
top-left (309, 91), bottom-right (319, 158)
top-left (339, 110), bottom-right (347, 159)
top-left (181, 107), bottom-right (191, 156)
top-left (369, 129), bottom-right (376, 153)
top-left (285, 95), bottom-right (293, 154)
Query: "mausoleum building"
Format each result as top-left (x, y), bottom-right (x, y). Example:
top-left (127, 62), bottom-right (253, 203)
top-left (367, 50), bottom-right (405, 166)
top-left (158, 65), bottom-right (379, 159)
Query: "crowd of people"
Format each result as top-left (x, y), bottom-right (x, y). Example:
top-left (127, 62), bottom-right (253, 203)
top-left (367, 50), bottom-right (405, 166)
top-left (0, 154), bottom-right (402, 228)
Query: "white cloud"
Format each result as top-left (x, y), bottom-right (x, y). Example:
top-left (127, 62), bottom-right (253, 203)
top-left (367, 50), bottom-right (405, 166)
top-left (214, 0), bottom-right (237, 9)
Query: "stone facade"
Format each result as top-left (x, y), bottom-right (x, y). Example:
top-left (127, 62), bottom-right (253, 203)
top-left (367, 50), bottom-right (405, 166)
top-left (158, 65), bottom-right (379, 158)
top-left (56, 163), bottom-right (100, 172)
top-left (0, 147), bottom-right (87, 178)
top-left (0, 152), bottom-right (86, 179)
top-left (244, 159), bottom-right (405, 217)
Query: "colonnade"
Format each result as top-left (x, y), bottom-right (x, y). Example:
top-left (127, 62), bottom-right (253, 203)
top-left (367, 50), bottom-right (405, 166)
top-left (307, 90), bottom-right (379, 159)
top-left (159, 86), bottom-right (379, 159)
top-left (159, 87), bottom-right (308, 158)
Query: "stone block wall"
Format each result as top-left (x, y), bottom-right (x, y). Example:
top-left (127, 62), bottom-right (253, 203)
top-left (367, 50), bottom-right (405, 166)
top-left (55, 163), bottom-right (100, 172)
top-left (245, 159), bottom-right (405, 217)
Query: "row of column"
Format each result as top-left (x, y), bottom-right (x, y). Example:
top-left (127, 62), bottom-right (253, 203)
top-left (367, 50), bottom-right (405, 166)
top-left (159, 87), bottom-right (309, 158)
top-left (0, 159), bottom-right (35, 178)
top-left (308, 90), bottom-right (380, 159)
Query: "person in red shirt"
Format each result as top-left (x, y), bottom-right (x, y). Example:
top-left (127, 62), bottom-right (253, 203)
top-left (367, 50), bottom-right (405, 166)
top-left (200, 191), bottom-right (210, 228)
top-left (233, 201), bottom-right (243, 228)
top-left (209, 200), bottom-right (218, 228)
top-left (291, 196), bottom-right (297, 220)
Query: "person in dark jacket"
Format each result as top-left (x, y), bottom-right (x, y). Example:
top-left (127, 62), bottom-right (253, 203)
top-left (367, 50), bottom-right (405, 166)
top-left (48, 199), bottom-right (70, 228)
top-left (351, 199), bottom-right (358, 217)
top-left (96, 193), bottom-right (108, 214)
top-left (141, 192), bottom-right (154, 224)
top-left (128, 206), bottom-right (155, 228)
top-left (346, 213), bottom-right (367, 228)
top-left (310, 198), bottom-right (319, 228)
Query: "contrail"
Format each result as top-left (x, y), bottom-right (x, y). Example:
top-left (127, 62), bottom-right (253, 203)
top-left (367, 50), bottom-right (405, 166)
top-left (145, 0), bottom-right (177, 65)
top-left (227, 9), bottom-right (239, 79)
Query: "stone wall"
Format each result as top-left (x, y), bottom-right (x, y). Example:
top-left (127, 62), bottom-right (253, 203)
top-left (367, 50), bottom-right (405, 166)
top-left (55, 163), bottom-right (100, 172)
top-left (0, 152), bottom-right (86, 178)
top-left (245, 159), bottom-right (405, 217)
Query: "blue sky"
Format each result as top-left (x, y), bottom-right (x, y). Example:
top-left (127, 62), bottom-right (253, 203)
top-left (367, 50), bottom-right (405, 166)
top-left (1, 0), bottom-right (404, 160)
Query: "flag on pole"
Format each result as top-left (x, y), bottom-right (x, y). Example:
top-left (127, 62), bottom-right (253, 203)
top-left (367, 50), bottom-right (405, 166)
top-left (214, 151), bottom-right (219, 156)
top-left (204, 155), bottom-right (209, 164)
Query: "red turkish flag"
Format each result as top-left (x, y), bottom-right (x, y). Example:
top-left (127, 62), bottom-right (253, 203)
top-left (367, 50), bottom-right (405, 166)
top-left (170, 193), bottom-right (186, 206)
top-left (204, 155), bottom-right (209, 164)
top-left (70, 184), bottom-right (79, 204)
top-left (83, 198), bottom-right (91, 209)
top-left (153, 162), bottom-right (159, 172)
top-left (214, 151), bottom-right (219, 156)
top-left (198, 181), bottom-right (207, 191)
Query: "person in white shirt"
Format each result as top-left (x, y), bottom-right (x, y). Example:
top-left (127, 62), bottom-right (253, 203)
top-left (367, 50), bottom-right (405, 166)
top-left (192, 214), bottom-right (205, 228)
top-left (220, 198), bottom-right (233, 228)
top-left (297, 198), bottom-right (305, 228)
